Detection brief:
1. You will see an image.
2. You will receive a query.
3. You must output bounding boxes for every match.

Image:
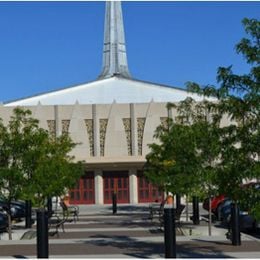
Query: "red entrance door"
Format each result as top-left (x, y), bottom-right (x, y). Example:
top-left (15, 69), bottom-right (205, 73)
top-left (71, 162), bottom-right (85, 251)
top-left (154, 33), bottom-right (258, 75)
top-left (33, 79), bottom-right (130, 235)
top-left (103, 171), bottom-right (129, 204)
top-left (138, 173), bottom-right (164, 203)
top-left (69, 172), bottom-right (95, 204)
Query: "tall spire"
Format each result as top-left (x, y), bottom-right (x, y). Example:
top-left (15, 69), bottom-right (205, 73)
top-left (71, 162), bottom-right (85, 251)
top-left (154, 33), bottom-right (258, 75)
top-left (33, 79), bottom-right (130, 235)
top-left (99, 1), bottom-right (131, 79)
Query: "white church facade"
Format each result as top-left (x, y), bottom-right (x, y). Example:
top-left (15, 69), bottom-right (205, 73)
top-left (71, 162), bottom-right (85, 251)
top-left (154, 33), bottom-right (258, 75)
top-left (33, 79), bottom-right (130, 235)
top-left (1, 2), bottom-right (209, 205)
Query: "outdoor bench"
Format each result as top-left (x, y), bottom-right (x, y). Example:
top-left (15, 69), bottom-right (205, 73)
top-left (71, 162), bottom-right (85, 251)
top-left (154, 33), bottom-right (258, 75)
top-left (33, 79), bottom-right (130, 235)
top-left (60, 201), bottom-right (79, 223)
top-left (149, 202), bottom-right (164, 221)
top-left (48, 213), bottom-right (67, 237)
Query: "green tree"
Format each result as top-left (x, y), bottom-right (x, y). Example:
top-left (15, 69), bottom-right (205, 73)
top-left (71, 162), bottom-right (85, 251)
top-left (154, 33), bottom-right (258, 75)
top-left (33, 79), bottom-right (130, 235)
top-left (187, 18), bottom-right (260, 219)
top-left (0, 108), bottom-right (83, 239)
top-left (23, 133), bottom-right (83, 208)
top-left (0, 108), bottom-right (36, 239)
top-left (145, 98), bottom-right (221, 196)
top-left (145, 99), bottom-right (203, 199)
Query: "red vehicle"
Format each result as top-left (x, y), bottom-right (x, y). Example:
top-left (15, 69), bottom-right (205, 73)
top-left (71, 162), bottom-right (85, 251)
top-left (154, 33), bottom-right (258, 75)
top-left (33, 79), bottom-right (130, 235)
top-left (203, 194), bottom-right (226, 218)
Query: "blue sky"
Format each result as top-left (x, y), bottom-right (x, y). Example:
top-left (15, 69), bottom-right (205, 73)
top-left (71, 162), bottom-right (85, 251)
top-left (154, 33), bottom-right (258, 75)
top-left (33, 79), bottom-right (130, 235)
top-left (0, 1), bottom-right (259, 103)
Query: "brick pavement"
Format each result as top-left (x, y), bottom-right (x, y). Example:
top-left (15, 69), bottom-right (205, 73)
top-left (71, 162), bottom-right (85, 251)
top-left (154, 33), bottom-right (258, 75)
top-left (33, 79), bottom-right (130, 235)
top-left (0, 205), bottom-right (260, 258)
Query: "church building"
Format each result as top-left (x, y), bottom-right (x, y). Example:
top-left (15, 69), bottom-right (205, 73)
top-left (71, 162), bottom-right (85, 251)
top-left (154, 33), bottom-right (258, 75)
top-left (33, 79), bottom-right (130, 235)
top-left (1, 2), bottom-right (205, 205)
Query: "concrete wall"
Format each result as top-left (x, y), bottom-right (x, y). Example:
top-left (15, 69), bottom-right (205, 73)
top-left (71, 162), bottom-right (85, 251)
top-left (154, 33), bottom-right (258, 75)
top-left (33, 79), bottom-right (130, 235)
top-left (0, 101), bottom-right (230, 164)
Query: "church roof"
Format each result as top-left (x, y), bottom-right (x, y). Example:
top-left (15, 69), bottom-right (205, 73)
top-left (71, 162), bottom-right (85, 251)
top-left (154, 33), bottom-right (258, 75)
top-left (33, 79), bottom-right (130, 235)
top-left (4, 2), bottom-right (207, 107)
top-left (4, 76), bottom-right (205, 106)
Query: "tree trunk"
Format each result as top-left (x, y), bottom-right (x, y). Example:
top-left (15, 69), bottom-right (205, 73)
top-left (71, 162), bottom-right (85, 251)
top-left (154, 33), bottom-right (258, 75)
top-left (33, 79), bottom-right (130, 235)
top-left (186, 194), bottom-right (189, 222)
top-left (208, 196), bottom-right (212, 236)
top-left (25, 200), bottom-right (32, 228)
top-left (176, 194), bottom-right (181, 209)
top-left (7, 211), bottom-right (12, 240)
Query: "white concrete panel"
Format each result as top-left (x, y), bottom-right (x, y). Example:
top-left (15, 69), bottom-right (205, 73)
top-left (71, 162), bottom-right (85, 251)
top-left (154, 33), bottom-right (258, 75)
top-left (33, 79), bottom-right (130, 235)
top-left (33, 102), bottom-right (49, 130)
top-left (4, 77), bottom-right (207, 107)
top-left (142, 101), bottom-right (162, 155)
top-left (104, 102), bottom-right (128, 156)
top-left (68, 102), bottom-right (90, 161)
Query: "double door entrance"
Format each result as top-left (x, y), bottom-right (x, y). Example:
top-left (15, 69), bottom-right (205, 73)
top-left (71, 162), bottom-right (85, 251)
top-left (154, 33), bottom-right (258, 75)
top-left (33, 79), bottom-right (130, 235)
top-left (69, 172), bottom-right (95, 204)
top-left (138, 173), bottom-right (164, 203)
top-left (70, 171), bottom-right (130, 204)
top-left (103, 171), bottom-right (129, 204)
top-left (69, 171), bottom-right (162, 205)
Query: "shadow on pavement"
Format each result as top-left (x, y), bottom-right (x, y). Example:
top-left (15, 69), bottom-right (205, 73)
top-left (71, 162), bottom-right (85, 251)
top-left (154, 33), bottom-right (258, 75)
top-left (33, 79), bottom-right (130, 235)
top-left (109, 205), bottom-right (150, 213)
top-left (83, 234), bottom-right (164, 258)
top-left (81, 234), bottom-right (231, 258)
top-left (177, 243), bottom-right (231, 258)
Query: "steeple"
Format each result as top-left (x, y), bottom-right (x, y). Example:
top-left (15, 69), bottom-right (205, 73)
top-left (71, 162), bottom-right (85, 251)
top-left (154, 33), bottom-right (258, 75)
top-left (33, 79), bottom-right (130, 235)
top-left (99, 1), bottom-right (131, 79)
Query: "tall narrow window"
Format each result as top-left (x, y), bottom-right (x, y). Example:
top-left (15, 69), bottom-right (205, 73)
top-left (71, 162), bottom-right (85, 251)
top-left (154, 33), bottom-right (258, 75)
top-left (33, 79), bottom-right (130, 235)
top-left (137, 118), bottom-right (145, 155)
top-left (47, 120), bottom-right (56, 138)
top-left (85, 119), bottom-right (94, 157)
top-left (160, 117), bottom-right (169, 130)
top-left (62, 120), bottom-right (70, 134)
top-left (99, 119), bottom-right (108, 156)
top-left (122, 118), bottom-right (132, 155)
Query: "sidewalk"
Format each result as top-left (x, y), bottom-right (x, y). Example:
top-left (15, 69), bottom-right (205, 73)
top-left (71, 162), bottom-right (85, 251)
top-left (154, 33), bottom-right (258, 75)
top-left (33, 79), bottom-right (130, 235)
top-left (0, 204), bottom-right (259, 258)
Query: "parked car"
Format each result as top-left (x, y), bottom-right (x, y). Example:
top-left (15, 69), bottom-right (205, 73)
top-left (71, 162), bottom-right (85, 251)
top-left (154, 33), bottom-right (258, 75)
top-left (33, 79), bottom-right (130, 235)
top-left (219, 199), bottom-right (232, 223)
top-left (220, 182), bottom-right (260, 232)
top-left (0, 197), bottom-right (26, 220)
top-left (0, 211), bottom-right (8, 232)
top-left (203, 182), bottom-right (260, 232)
top-left (220, 199), bottom-right (256, 231)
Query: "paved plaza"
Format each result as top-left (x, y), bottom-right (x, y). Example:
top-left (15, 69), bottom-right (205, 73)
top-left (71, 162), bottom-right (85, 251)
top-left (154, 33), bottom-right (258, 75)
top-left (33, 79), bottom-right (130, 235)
top-left (0, 204), bottom-right (260, 258)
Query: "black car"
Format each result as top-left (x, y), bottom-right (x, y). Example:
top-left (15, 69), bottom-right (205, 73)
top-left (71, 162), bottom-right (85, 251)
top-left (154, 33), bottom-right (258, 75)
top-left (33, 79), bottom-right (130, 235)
top-left (0, 211), bottom-right (8, 232)
top-left (0, 198), bottom-right (26, 220)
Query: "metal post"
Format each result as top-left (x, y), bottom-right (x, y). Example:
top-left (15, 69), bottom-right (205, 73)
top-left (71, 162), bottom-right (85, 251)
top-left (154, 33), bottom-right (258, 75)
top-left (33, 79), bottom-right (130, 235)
top-left (185, 195), bottom-right (189, 222)
top-left (47, 197), bottom-right (53, 218)
top-left (164, 205), bottom-right (176, 258)
top-left (176, 194), bottom-right (181, 209)
top-left (208, 196), bottom-right (212, 236)
top-left (25, 200), bottom-right (32, 228)
top-left (192, 196), bottom-right (200, 225)
top-left (112, 192), bottom-right (117, 214)
top-left (231, 202), bottom-right (241, 246)
top-left (37, 209), bottom-right (49, 258)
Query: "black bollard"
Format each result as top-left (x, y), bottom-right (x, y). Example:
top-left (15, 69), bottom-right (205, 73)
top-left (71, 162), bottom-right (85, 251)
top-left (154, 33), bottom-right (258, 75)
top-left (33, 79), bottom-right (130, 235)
top-left (37, 209), bottom-right (49, 258)
top-left (176, 194), bottom-right (181, 209)
top-left (164, 205), bottom-right (176, 258)
top-left (25, 200), bottom-right (32, 228)
top-left (47, 197), bottom-right (53, 218)
top-left (112, 192), bottom-right (117, 214)
top-left (192, 196), bottom-right (200, 225)
top-left (231, 202), bottom-right (241, 246)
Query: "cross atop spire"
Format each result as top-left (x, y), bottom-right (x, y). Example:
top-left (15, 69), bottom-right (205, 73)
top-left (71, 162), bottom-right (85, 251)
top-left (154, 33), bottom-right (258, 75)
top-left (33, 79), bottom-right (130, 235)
top-left (99, 1), bottom-right (131, 79)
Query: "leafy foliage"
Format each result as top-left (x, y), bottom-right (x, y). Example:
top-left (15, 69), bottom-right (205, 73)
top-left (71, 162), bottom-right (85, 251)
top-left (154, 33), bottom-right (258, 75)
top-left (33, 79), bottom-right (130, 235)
top-left (0, 108), bottom-right (83, 209)
top-left (145, 18), bottom-right (259, 220)
top-left (187, 18), bottom-right (260, 219)
top-left (145, 98), bottom-right (221, 198)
